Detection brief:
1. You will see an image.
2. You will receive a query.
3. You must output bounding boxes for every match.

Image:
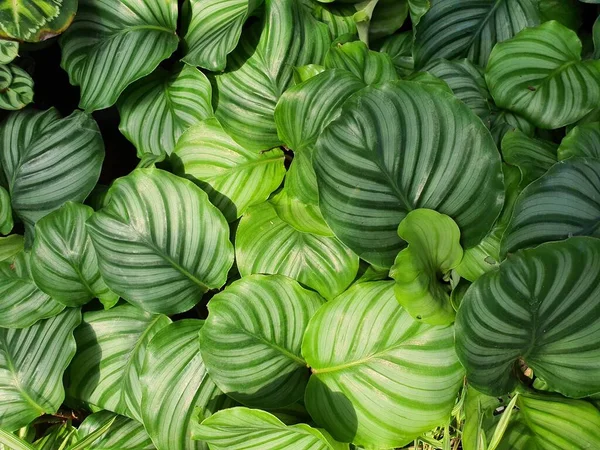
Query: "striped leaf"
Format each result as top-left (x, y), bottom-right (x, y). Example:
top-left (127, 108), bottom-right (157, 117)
top-left (489, 109), bottom-right (535, 148)
top-left (303, 281), bottom-right (464, 448)
top-left (313, 81), bottom-right (504, 267)
top-left (406, 70), bottom-right (453, 93)
top-left (213, 0), bottom-right (330, 151)
top-left (0, 251), bottom-right (64, 328)
top-left (118, 65), bottom-right (213, 158)
top-left (142, 320), bottom-right (235, 450)
top-left (390, 209), bottom-right (463, 325)
top-left (311, 3), bottom-right (357, 40)
top-left (87, 168), bottom-right (234, 315)
top-left (67, 304), bottom-right (171, 422)
top-left (0, 40), bottom-right (18, 64)
top-left (193, 407), bottom-right (348, 450)
top-left (0, 234), bottom-right (23, 262)
top-left (323, 41), bottom-right (397, 85)
top-left (182, 0), bottom-right (262, 71)
top-left (501, 158), bottom-right (600, 256)
top-left (413, 0), bottom-right (541, 68)
top-left (558, 122), bottom-right (600, 160)
top-left (486, 21), bottom-right (600, 129)
top-left (200, 275), bottom-right (324, 409)
top-left (236, 202), bottom-right (359, 300)
top-left (0, 0), bottom-right (60, 41)
top-left (378, 32), bottom-right (414, 77)
top-left (171, 118), bottom-right (286, 222)
top-left (0, 186), bottom-right (12, 235)
top-left (34, 423), bottom-right (77, 450)
top-left (0, 309), bottom-right (80, 431)
top-left (293, 64), bottom-right (325, 84)
top-left (59, 0), bottom-right (179, 112)
top-left (0, 64), bottom-right (33, 110)
top-left (0, 109), bottom-right (104, 237)
top-left (78, 411), bottom-right (155, 449)
top-left (31, 202), bottom-right (118, 308)
top-left (501, 130), bottom-right (557, 186)
top-left (456, 237), bottom-right (600, 398)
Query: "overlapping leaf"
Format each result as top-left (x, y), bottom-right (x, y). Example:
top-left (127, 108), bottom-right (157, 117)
top-left (0, 186), bottom-right (12, 235)
top-left (558, 122), bottom-right (600, 160)
top-left (0, 234), bottom-right (23, 261)
top-left (0, 64), bottom-right (33, 110)
top-left (501, 130), bottom-right (557, 186)
top-left (0, 40), bottom-right (17, 64)
top-left (78, 411), bottom-right (155, 449)
top-left (324, 41), bottom-right (397, 85)
top-left (379, 32), bottom-right (414, 77)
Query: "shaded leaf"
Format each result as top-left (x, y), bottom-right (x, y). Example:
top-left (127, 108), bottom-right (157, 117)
top-left (78, 411), bottom-right (155, 450)
top-left (501, 130), bottom-right (557, 186)
top-left (324, 41), bottom-right (397, 84)
top-left (0, 64), bottom-right (33, 110)
top-left (557, 121), bottom-right (600, 160)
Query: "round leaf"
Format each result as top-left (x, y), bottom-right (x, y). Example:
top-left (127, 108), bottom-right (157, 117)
top-left (0, 0), bottom-right (60, 41)
top-left (558, 122), bottom-right (600, 160)
top-left (0, 40), bottom-right (18, 64)
top-left (0, 64), bottom-right (33, 111)
top-left (78, 411), bottom-right (155, 450)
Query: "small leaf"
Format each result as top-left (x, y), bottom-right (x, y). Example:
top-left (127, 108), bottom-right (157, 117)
top-left (324, 41), bottom-right (397, 85)
top-left (501, 130), bottom-right (557, 186)
top-left (77, 411), bottom-right (155, 450)
top-left (0, 64), bottom-right (33, 110)
top-left (0, 429), bottom-right (34, 450)
top-left (557, 121), bottom-right (600, 160)
top-left (378, 32), bottom-right (414, 77)
top-left (0, 234), bottom-right (23, 262)
top-left (0, 40), bottom-right (18, 64)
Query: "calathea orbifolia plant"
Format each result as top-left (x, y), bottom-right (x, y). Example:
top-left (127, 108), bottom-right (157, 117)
top-left (1, 0), bottom-right (600, 449)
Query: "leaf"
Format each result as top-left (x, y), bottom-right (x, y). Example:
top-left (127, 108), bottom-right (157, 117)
top-left (311, 3), bottom-right (357, 40)
top-left (414, 0), bottom-right (541, 68)
top-left (68, 416), bottom-right (114, 450)
top-left (323, 41), bottom-right (397, 84)
top-left (199, 274), bottom-right (324, 409)
top-left (293, 64), bottom-right (326, 84)
top-left (0, 109), bottom-right (104, 236)
top-left (539, 0), bottom-right (582, 31)
top-left (193, 407), bottom-right (348, 450)
top-left (489, 109), bottom-right (535, 148)
top-left (378, 32), bottom-right (414, 77)
top-left (486, 21), bottom-right (600, 129)
top-left (118, 65), bottom-right (213, 158)
top-left (182, 0), bottom-right (262, 71)
top-left (303, 281), bottom-right (464, 448)
top-left (501, 130), bottom-right (557, 186)
top-left (67, 305), bottom-right (170, 422)
top-left (87, 168), bottom-right (234, 315)
top-left (171, 118), bottom-right (286, 222)
top-left (59, 0), bottom-right (179, 112)
top-left (0, 429), bottom-right (34, 450)
top-left (0, 64), bottom-right (33, 110)
top-left (236, 202), bottom-right (359, 300)
top-left (213, 0), bottom-right (330, 151)
top-left (0, 309), bottom-right (80, 431)
top-left (78, 411), bottom-right (155, 450)
top-left (314, 81), bottom-right (504, 267)
top-left (367, 0), bottom-right (409, 41)
top-left (0, 0), bottom-right (60, 41)
top-left (501, 157), bottom-right (600, 256)
top-left (389, 209), bottom-right (463, 325)
top-left (0, 186), bottom-right (12, 235)
top-left (30, 202), bottom-right (117, 308)
top-left (0, 40), bottom-right (18, 64)
top-left (34, 422), bottom-right (78, 450)
top-left (557, 122), bottom-right (600, 160)
top-left (0, 234), bottom-right (23, 262)
top-left (141, 320), bottom-right (235, 450)
top-left (594, 15), bottom-right (600, 59)
top-left (456, 236), bottom-right (600, 398)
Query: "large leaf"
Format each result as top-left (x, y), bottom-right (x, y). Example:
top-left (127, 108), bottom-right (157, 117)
top-left (87, 168), bottom-right (234, 315)
top-left (303, 281), bottom-right (464, 448)
top-left (213, 0), bottom-right (330, 151)
top-left (314, 81), bottom-right (504, 267)
top-left (501, 157), bottom-right (600, 255)
top-left (0, 40), bottom-right (18, 64)
top-left (0, 109), bottom-right (104, 236)
top-left (31, 202), bottom-right (117, 308)
top-left (413, 0), bottom-right (541, 68)
top-left (323, 41), bottom-right (397, 85)
top-left (182, 0), bottom-right (262, 71)
top-left (236, 201), bottom-right (359, 300)
top-left (486, 21), bottom-right (600, 129)
top-left (171, 118), bottom-right (286, 222)
top-left (193, 407), bottom-right (347, 450)
top-left (501, 130), bottom-right (557, 186)
top-left (0, 64), bottom-right (33, 110)
top-left (456, 237), bottom-right (600, 398)
top-left (141, 320), bottom-right (235, 450)
top-left (59, 0), bottom-right (179, 112)
top-left (78, 411), bottom-right (155, 449)
top-left (67, 304), bottom-right (171, 422)
top-left (118, 65), bottom-right (213, 158)
top-left (200, 275), bottom-right (324, 409)
top-left (0, 309), bottom-right (80, 431)
top-left (557, 122), bottom-right (600, 160)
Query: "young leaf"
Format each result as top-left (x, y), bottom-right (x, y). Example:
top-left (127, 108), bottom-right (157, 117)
top-left (501, 130), bottom-right (557, 186)
top-left (33, 422), bottom-right (78, 450)
top-left (77, 411), bottom-right (155, 450)
top-left (324, 41), bottom-right (398, 84)
top-left (0, 40), bottom-right (18, 64)
top-left (557, 122), bottom-right (600, 160)
top-left (0, 234), bottom-right (23, 262)
top-left (0, 64), bottom-right (33, 111)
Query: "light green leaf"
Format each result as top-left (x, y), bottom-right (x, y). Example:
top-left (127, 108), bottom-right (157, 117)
top-left (182, 0), bottom-right (262, 71)
top-left (390, 209), bottom-right (463, 325)
top-left (0, 251), bottom-right (64, 328)
top-left (236, 202), bottom-right (359, 300)
top-left (0, 186), bottom-right (12, 235)
top-left (171, 118), bottom-right (286, 222)
top-left (0, 109), bottom-right (104, 237)
top-left (352, 0), bottom-right (379, 46)
top-left (558, 122), bottom-right (600, 160)
top-left (59, 0), bottom-right (179, 112)
top-left (0, 0), bottom-right (60, 41)
top-left (0, 40), bottom-right (18, 64)
top-left (293, 64), bottom-right (326, 84)
top-left (87, 168), bottom-right (234, 315)
top-left (486, 21), bottom-right (600, 129)
top-left (67, 305), bottom-right (171, 422)
top-left (456, 237), bottom-right (600, 398)
top-left (378, 32), bottom-right (414, 77)
top-left (0, 234), bottom-right (23, 262)
top-left (311, 3), bottom-right (357, 40)
top-left (406, 71), bottom-right (453, 93)
top-left (142, 320), bottom-right (235, 450)
top-left (118, 65), bottom-right (213, 158)
top-left (303, 281), bottom-right (464, 448)
top-left (213, 0), bottom-right (330, 151)
top-left (200, 274), bottom-right (324, 409)
top-left (31, 202), bottom-right (117, 308)
top-left (0, 309), bottom-right (80, 431)
top-left (193, 407), bottom-right (348, 450)
top-left (414, 0), bottom-right (540, 68)
top-left (324, 41), bottom-right (397, 84)
top-left (0, 64), bottom-right (33, 110)
top-left (0, 429), bottom-right (34, 450)
top-left (501, 157), bottom-right (600, 255)
top-left (501, 130), bottom-right (557, 186)
top-left (34, 422), bottom-right (78, 450)
top-left (462, 387), bottom-right (507, 450)
top-left (78, 411), bottom-right (155, 450)
top-left (314, 81), bottom-right (504, 267)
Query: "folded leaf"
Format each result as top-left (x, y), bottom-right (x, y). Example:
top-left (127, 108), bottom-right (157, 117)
top-left (378, 32), bottom-right (414, 77)
top-left (501, 130), bottom-right (557, 186)
top-left (78, 411), bottom-right (155, 449)
top-left (0, 234), bottom-right (23, 262)
top-left (557, 122), bottom-right (600, 160)
top-left (324, 41), bottom-right (397, 84)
